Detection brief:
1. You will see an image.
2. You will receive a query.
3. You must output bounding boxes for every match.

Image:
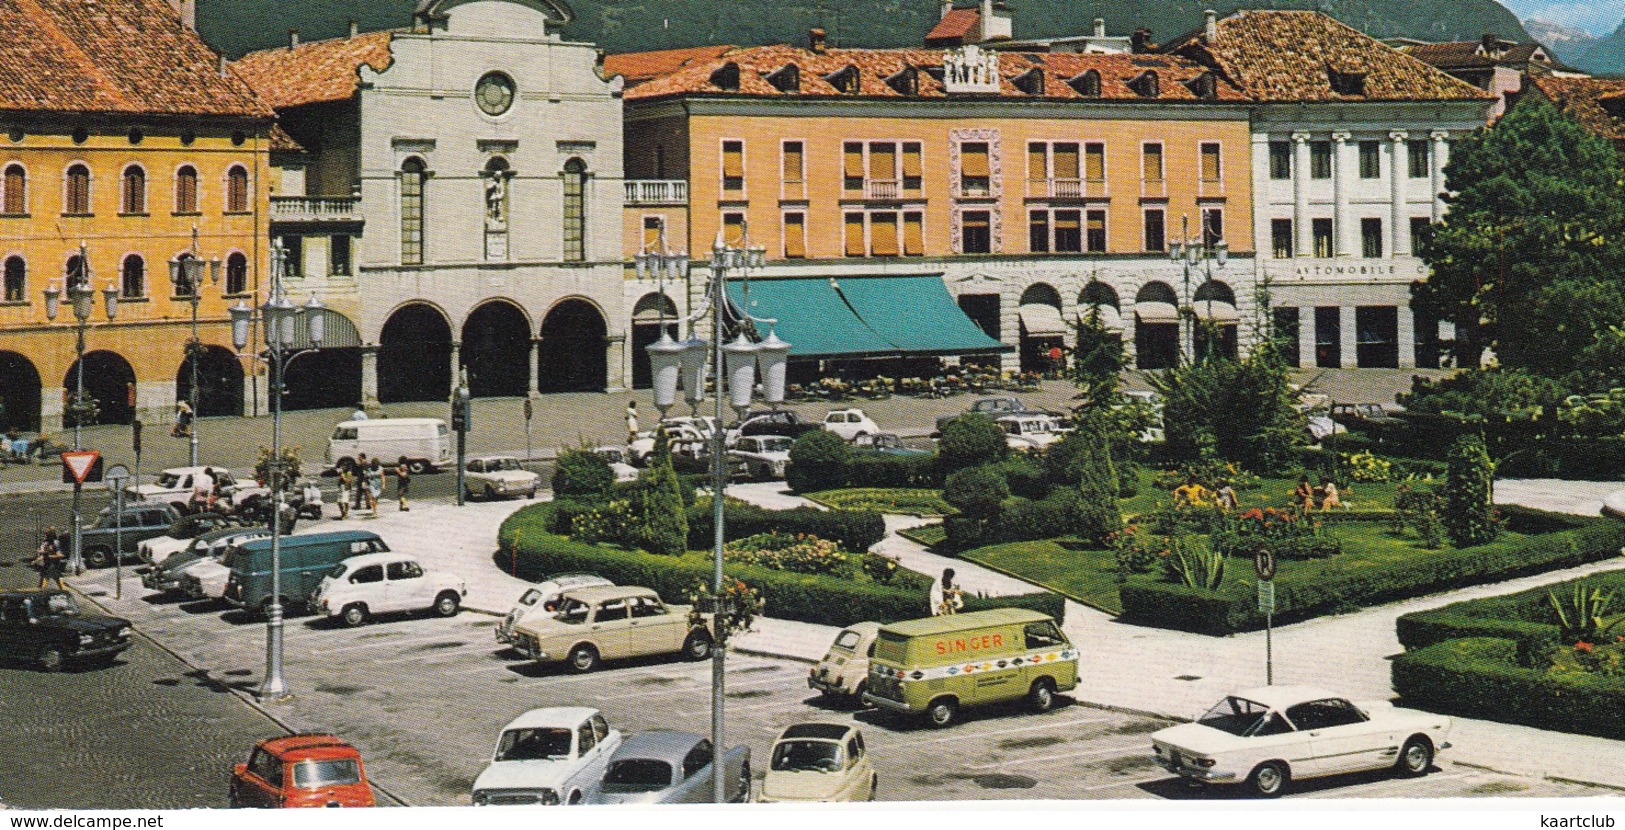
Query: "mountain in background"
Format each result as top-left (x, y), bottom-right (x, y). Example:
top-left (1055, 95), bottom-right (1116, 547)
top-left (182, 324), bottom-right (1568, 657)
top-left (1576, 20), bottom-right (1625, 75)
top-left (199, 0), bottom-right (1532, 59)
top-left (1521, 17), bottom-right (1600, 62)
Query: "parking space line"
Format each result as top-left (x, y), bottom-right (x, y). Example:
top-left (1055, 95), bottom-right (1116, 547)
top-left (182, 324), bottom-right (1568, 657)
top-left (916, 716), bottom-right (1109, 745)
top-left (967, 744), bottom-right (1140, 769)
top-left (311, 630), bottom-right (478, 656)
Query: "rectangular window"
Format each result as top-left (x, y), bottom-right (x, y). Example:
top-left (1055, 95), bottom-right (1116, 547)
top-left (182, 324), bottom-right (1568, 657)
top-left (871, 212), bottom-right (899, 257)
top-left (1410, 216), bottom-right (1432, 252)
top-left (1054, 209), bottom-right (1082, 253)
top-left (1356, 305), bottom-right (1400, 368)
top-left (1143, 143), bottom-right (1164, 183)
top-left (1028, 142), bottom-right (1047, 185)
top-left (1361, 217), bottom-right (1383, 258)
top-left (331, 234), bottom-right (351, 276)
top-left (1315, 306), bottom-right (1341, 368)
top-left (960, 142), bottom-right (990, 196)
top-left (1269, 141), bottom-right (1292, 179)
top-left (1028, 210), bottom-right (1050, 253)
top-left (1054, 143), bottom-right (1080, 181)
top-left (1273, 307), bottom-right (1301, 367)
top-left (1084, 142), bottom-right (1105, 184)
top-left (642, 215), bottom-right (663, 251)
top-left (1408, 140), bottom-right (1430, 178)
top-left (844, 212), bottom-right (865, 256)
top-left (280, 235), bottom-right (303, 278)
top-left (1199, 142), bottom-right (1222, 182)
top-left (783, 212), bottom-right (806, 259)
top-left (1358, 141), bottom-right (1380, 179)
top-left (1271, 218), bottom-right (1294, 258)
top-left (1143, 208), bottom-right (1166, 252)
top-left (962, 210), bottom-right (991, 254)
top-left (843, 142), bottom-right (864, 190)
top-left (901, 143), bottom-right (923, 191)
top-left (721, 140), bottom-right (744, 192)
top-left (1085, 209), bottom-right (1106, 253)
top-left (903, 211), bottom-right (924, 256)
top-left (782, 141), bottom-right (804, 187)
top-left (1310, 141), bottom-right (1332, 179)
top-left (869, 142), bottom-right (897, 185)
top-left (722, 212), bottom-right (745, 247)
top-left (1201, 207), bottom-right (1224, 248)
top-left (1312, 218), bottom-right (1333, 258)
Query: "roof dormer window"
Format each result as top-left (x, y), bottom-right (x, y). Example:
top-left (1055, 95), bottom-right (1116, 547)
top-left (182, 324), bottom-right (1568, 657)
top-left (710, 62), bottom-right (741, 91)
top-left (1328, 67), bottom-right (1366, 96)
top-left (1128, 70), bottom-right (1159, 98)
top-left (1068, 69), bottom-right (1101, 97)
top-left (884, 66), bottom-right (918, 95)
top-left (823, 65), bottom-right (860, 94)
top-left (1013, 67), bottom-right (1044, 96)
top-left (1184, 71), bottom-right (1217, 99)
top-left (765, 64), bottom-right (800, 93)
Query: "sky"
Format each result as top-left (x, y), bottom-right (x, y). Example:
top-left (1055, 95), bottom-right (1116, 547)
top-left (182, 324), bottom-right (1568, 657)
top-left (1497, 0), bottom-right (1625, 33)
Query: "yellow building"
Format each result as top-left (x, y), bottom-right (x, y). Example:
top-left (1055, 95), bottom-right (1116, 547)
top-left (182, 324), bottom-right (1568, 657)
top-left (613, 34), bottom-right (1255, 376)
top-left (0, 0), bottom-right (272, 433)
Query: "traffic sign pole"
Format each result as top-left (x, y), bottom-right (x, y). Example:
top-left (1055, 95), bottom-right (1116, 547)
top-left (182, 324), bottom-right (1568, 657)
top-left (1254, 547), bottom-right (1277, 686)
top-left (106, 464), bottom-right (130, 600)
top-left (523, 397), bottom-right (533, 467)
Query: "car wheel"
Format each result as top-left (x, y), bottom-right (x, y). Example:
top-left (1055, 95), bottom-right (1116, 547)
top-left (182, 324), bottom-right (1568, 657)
top-left (736, 760), bottom-right (752, 802)
top-left (408, 460), bottom-right (429, 475)
top-left (37, 647), bottom-right (64, 673)
top-left (1026, 678), bottom-right (1056, 714)
top-left (485, 485), bottom-right (498, 501)
top-left (527, 487), bottom-right (537, 500)
top-left (1396, 737), bottom-right (1433, 778)
top-left (683, 631), bottom-right (713, 661)
top-left (463, 487), bottom-right (476, 502)
top-left (851, 680), bottom-right (868, 707)
top-left (754, 464), bottom-right (770, 482)
top-left (869, 774), bottom-right (878, 801)
top-left (84, 546), bottom-right (114, 569)
top-left (568, 644), bottom-right (600, 673)
top-left (567, 790), bottom-right (583, 805)
top-left (433, 592), bottom-right (461, 618)
top-left (341, 603), bottom-right (369, 627)
top-left (1248, 761), bottom-right (1289, 798)
top-left (925, 697), bottom-right (957, 729)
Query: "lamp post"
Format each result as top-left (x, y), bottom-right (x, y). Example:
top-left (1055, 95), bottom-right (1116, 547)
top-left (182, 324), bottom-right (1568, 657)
top-left (229, 241), bottom-right (326, 701)
top-left (169, 226), bottom-right (222, 468)
top-left (644, 230), bottom-right (786, 803)
top-left (1168, 213), bottom-right (1229, 362)
top-left (43, 242), bottom-right (119, 575)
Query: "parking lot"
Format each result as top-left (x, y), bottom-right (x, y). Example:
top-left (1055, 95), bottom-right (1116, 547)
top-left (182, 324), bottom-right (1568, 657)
top-left (71, 560), bottom-right (1613, 806)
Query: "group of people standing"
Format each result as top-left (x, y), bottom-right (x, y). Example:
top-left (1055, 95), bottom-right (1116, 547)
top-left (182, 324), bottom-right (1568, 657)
top-left (335, 454), bottom-right (410, 518)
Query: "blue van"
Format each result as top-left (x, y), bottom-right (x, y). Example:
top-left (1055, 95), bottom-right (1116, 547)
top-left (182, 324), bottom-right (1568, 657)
top-left (223, 530), bottom-right (389, 614)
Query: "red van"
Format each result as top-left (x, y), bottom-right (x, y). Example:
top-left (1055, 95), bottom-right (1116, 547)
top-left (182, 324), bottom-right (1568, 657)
top-left (229, 734), bottom-right (376, 808)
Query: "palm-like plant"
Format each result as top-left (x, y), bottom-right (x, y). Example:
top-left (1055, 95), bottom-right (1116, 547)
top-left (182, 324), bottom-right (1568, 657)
top-left (1548, 582), bottom-right (1622, 642)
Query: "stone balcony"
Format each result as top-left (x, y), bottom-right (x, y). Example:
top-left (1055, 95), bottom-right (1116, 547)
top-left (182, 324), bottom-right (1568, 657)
top-left (624, 180), bottom-right (688, 206)
top-left (269, 195), bottom-right (363, 224)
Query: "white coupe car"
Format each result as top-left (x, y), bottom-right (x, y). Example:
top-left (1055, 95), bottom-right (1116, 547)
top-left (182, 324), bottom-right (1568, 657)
top-left (996, 414), bottom-right (1070, 451)
top-left (1151, 685), bottom-right (1451, 797)
top-left (592, 446), bottom-right (640, 483)
top-left (471, 707), bottom-right (623, 806)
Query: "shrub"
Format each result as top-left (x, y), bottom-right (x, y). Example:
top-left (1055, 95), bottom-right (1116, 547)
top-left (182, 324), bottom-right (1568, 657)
top-left (1342, 450), bottom-right (1393, 483)
top-left (552, 448), bottom-right (614, 499)
top-left (686, 502), bottom-right (886, 553)
top-left (568, 498), bottom-right (637, 546)
top-left (994, 454), bottom-right (1051, 500)
top-left (938, 413), bottom-right (1008, 474)
top-left (1146, 339), bottom-right (1303, 474)
top-left (634, 433), bottom-right (689, 556)
top-left (1073, 426), bottom-right (1123, 545)
top-left (861, 552), bottom-right (902, 585)
top-left (786, 430), bottom-right (851, 493)
top-left (1108, 524), bottom-right (1161, 578)
top-left (1392, 637), bottom-right (1625, 740)
top-left (943, 465), bottom-right (1009, 521)
top-left (844, 452), bottom-right (941, 488)
top-left (1444, 433), bottom-right (1498, 548)
top-left (1209, 507), bottom-right (1342, 560)
top-left (1162, 536), bottom-right (1224, 590)
top-left (724, 532), bottom-right (852, 576)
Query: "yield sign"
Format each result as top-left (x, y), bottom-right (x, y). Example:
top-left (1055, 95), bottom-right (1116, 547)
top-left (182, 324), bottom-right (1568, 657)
top-left (62, 450), bottom-right (101, 484)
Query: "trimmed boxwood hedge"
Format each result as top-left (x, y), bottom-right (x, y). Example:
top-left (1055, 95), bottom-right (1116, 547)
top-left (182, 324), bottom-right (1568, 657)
top-left (1395, 568), bottom-right (1625, 654)
top-left (499, 502), bottom-right (1063, 628)
top-left (1120, 509), bottom-right (1625, 635)
top-left (1393, 637), bottom-right (1625, 740)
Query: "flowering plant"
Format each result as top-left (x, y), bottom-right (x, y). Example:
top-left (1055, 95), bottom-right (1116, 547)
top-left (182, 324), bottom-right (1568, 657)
top-left (723, 531), bottom-right (851, 576)
top-left (688, 578), bottom-right (764, 635)
top-left (1107, 524), bottom-right (1163, 579)
top-left (1342, 450), bottom-right (1394, 483)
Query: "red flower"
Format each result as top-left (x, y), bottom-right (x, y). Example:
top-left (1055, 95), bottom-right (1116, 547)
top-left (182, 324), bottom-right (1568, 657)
top-left (1575, 641), bottom-right (1595, 654)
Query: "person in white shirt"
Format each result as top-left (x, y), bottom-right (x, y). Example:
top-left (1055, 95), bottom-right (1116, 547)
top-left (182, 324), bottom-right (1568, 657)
top-left (351, 403), bottom-right (369, 421)
top-left (191, 467), bottom-right (216, 513)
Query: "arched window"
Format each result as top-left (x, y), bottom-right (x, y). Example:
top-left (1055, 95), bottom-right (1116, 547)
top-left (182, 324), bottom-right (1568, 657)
top-left (64, 254), bottom-right (87, 289)
top-left (64, 163), bottom-right (90, 214)
top-left (121, 254), bottom-right (144, 298)
top-left (225, 251), bottom-right (248, 295)
top-left (121, 165), bottom-right (146, 214)
top-left (175, 165), bottom-right (198, 213)
top-left (562, 158), bottom-right (587, 262)
top-left (2, 164), bottom-right (26, 215)
top-left (224, 165), bottom-right (249, 213)
top-left (2, 255), bottom-right (23, 302)
top-left (400, 158), bottom-right (426, 265)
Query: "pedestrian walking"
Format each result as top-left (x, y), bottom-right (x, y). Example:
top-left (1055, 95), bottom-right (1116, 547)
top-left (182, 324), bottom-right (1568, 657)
top-left (352, 453), bottom-right (370, 511)
top-left (191, 467), bottom-right (216, 514)
top-left (365, 458), bottom-right (383, 516)
top-left (32, 529), bottom-right (65, 590)
top-left (335, 463), bottom-right (354, 519)
top-left (626, 401), bottom-right (640, 445)
top-left (172, 399), bottom-right (193, 437)
top-left (395, 456), bottom-right (411, 512)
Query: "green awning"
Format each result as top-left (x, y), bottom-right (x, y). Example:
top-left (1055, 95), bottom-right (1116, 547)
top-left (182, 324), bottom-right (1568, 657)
top-left (727, 275), bottom-right (1010, 359)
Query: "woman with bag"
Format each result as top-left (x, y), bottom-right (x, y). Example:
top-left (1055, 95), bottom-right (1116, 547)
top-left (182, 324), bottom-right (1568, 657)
top-left (33, 528), bottom-right (66, 590)
top-left (364, 458), bottom-right (383, 516)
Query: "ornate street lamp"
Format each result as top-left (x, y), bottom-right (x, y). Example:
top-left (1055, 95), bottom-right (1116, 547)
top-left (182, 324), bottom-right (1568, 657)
top-left (169, 226), bottom-right (223, 468)
top-left (644, 229), bottom-right (787, 803)
top-left (1169, 213), bottom-right (1229, 361)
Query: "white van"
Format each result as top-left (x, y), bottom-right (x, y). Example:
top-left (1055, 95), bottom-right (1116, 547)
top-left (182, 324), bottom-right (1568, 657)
top-left (326, 418), bottom-right (452, 474)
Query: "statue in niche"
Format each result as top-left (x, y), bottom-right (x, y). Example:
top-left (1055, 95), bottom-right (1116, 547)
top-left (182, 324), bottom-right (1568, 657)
top-left (484, 175), bottom-right (508, 232)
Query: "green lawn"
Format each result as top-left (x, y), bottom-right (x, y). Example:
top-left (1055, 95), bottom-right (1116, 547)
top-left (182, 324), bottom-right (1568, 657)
top-left (804, 487), bottom-right (955, 517)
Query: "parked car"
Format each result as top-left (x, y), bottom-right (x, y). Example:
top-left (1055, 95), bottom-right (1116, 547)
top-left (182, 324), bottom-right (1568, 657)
top-left (139, 511), bottom-right (242, 567)
top-left (229, 734), bottom-right (376, 808)
top-left (996, 414), bottom-right (1070, 452)
top-left (496, 574), bottom-right (615, 646)
top-left (326, 417), bottom-right (450, 474)
top-left (126, 466), bottom-right (241, 515)
top-left (935, 396), bottom-right (1040, 435)
top-left (509, 585), bottom-right (712, 673)
top-left (589, 731), bottom-right (751, 804)
top-left (592, 446), bottom-right (639, 482)
top-left (223, 530), bottom-right (390, 615)
top-left (1330, 402), bottom-right (1403, 429)
top-left (851, 433), bottom-right (928, 456)
top-left (229, 477), bottom-right (325, 523)
top-left (80, 502), bottom-right (184, 568)
top-left (729, 435), bottom-right (794, 481)
top-left (1306, 413), bottom-right (1347, 442)
top-left (759, 723), bottom-right (876, 803)
top-left (142, 527), bottom-right (270, 595)
top-left (310, 553), bottom-right (466, 627)
top-left (630, 422), bottom-right (711, 466)
top-left (471, 707), bottom-right (622, 806)
top-left (463, 456), bottom-right (540, 501)
top-left (809, 621), bottom-right (881, 702)
top-left (0, 590), bottom-right (131, 672)
top-left (733, 409), bottom-right (820, 442)
top-left (822, 408), bottom-right (880, 442)
top-left (1150, 685), bottom-right (1452, 798)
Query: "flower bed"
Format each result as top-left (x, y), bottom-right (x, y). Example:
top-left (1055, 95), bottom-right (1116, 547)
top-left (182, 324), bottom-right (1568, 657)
top-left (804, 487), bottom-right (954, 517)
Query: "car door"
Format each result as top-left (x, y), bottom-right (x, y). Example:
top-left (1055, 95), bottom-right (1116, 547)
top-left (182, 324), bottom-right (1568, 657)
top-left (676, 741), bottom-right (713, 803)
top-left (348, 564), bottom-right (386, 611)
top-left (570, 715), bottom-right (614, 797)
top-left (385, 559), bottom-right (430, 613)
top-left (630, 596), bottom-right (688, 656)
top-left (1287, 698), bottom-right (1384, 776)
top-left (0, 598), bottom-right (30, 661)
top-left (846, 732), bottom-right (873, 801)
top-left (564, 717), bottom-right (599, 801)
top-left (590, 598), bottom-right (632, 659)
top-left (236, 748), bottom-right (284, 807)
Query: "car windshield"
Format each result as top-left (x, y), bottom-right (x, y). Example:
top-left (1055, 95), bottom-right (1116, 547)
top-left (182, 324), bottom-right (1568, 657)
top-left (833, 630), bottom-right (864, 650)
top-left (290, 758), bottom-right (362, 788)
top-left (1198, 696), bottom-right (1277, 737)
top-left (771, 740), bottom-right (843, 772)
top-left (759, 438), bottom-right (793, 453)
top-left (517, 589), bottom-right (543, 607)
top-left (554, 599), bottom-right (590, 624)
top-left (155, 472), bottom-right (182, 488)
top-left (42, 593), bottom-right (79, 616)
top-left (492, 458), bottom-right (522, 471)
top-left (496, 728), bottom-right (573, 761)
top-left (601, 760), bottom-right (673, 792)
top-left (327, 563), bottom-right (350, 579)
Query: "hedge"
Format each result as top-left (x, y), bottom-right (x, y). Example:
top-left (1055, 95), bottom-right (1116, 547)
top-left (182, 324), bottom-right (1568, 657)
top-left (843, 452), bottom-right (942, 489)
top-left (1119, 511), bottom-right (1625, 635)
top-left (943, 491), bottom-right (1084, 550)
top-left (1392, 637), bottom-right (1625, 740)
top-left (501, 503), bottom-right (1063, 628)
top-left (1497, 438), bottom-right (1625, 481)
top-left (1395, 567), bottom-right (1625, 653)
top-left (686, 502), bottom-right (887, 553)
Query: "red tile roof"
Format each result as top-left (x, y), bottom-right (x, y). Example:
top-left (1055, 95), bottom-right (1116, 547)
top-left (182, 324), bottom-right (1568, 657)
top-left (1529, 75), bottom-right (1625, 142)
top-left (925, 9), bottom-right (980, 46)
top-left (0, 0), bottom-right (270, 118)
top-left (268, 124), bottom-right (306, 153)
top-left (1399, 39), bottom-right (1554, 70)
top-left (233, 31), bottom-right (397, 110)
top-left (623, 44), bottom-right (1246, 103)
top-left (1168, 10), bottom-right (1493, 103)
top-left (603, 45), bottom-right (735, 88)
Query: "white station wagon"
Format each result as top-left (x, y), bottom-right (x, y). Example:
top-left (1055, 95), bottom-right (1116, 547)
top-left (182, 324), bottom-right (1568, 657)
top-left (463, 456), bottom-right (540, 501)
top-left (1151, 685), bottom-right (1452, 797)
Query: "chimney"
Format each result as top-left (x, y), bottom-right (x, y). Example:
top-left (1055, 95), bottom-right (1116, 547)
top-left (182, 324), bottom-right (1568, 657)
top-left (169, 0), bottom-right (196, 31)
top-left (1481, 33), bottom-right (1499, 55)
top-left (942, 0), bottom-right (954, 20)
top-left (218, 52), bottom-right (228, 77)
top-left (1131, 28), bottom-right (1152, 53)
top-left (349, 20), bottom-right (360, 39)
top-left (809, 28), bottom-right (827, 54)
top-left (1204, 9), bottom-right (1218, 43)
top-left (1093, 18), bottom-right (1106, 38)
top-left (288, 29), bottom-right (300, 49)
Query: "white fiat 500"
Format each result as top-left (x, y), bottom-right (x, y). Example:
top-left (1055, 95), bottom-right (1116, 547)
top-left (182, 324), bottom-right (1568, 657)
top-left (1151, 685), bottom-right (1452, 797)
top-left (310, 553), bottom-right (466, 627)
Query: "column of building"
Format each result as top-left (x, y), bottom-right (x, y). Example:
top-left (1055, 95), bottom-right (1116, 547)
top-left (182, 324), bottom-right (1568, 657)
top-left (1331, 131), bottom-right (1353, 258)
top-left (1292, 131), bottom-right (1312, 260)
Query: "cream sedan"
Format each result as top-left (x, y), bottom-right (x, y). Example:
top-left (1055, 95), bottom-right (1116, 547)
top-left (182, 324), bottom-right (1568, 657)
top-left (759, 723), bottom-right (875, 803)
top-left (509, 586), bottom-right (713, 673)
top-left (463, 456), bottom-right (540, 501)
top-left (1151, 685), bottom-right (1451, 797)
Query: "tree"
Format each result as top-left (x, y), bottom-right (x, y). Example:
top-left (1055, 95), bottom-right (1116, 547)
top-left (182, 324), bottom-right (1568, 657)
top-left (1071, 414), bottom-right (1123, 545)
top-left (938, 413), bottom-right (1008, 474)
top-left (552, 448), bottom-right (614, 499)
top-left (1147, 339), bottom-right (1303, 473)
top-left (1442, 433), bottom-right (1498, 548)
top-left (634, 431), bottom-right (689, 556)
top-left (1069, 307), bottom-right (1125, 412)
top-left (786, 430), bottom-right (850, 493)
top-left (943, 465), bottom-right (1008, 521)
top-left (1413, 94), bottom-right (1625, 381)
